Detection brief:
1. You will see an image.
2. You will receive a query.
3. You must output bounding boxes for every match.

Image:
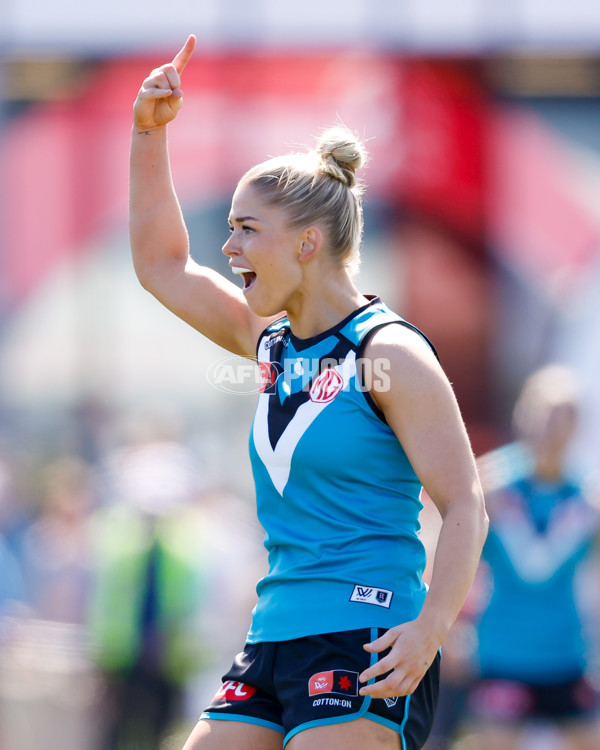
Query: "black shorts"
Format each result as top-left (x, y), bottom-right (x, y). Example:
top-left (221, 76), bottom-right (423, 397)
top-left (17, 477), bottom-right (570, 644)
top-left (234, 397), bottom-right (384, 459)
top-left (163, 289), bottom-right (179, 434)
top-left (469, 675), bottom-right (600, 724)
top-left (201, 627), bottom-right (440, 749)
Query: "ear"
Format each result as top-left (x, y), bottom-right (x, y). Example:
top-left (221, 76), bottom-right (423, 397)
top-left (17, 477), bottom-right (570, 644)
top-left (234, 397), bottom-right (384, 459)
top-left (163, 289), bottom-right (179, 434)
top-left (298, 227), bottom-right (323, 263)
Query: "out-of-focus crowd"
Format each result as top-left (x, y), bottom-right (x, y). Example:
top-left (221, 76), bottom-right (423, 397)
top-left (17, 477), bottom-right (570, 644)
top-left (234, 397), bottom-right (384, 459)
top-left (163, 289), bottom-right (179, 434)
top-left (1, 363), bottom-right (600, 750)
top-left (0, 407), bottom-right (266, 750)
top-left (424, 365), bottom-right (600, 750)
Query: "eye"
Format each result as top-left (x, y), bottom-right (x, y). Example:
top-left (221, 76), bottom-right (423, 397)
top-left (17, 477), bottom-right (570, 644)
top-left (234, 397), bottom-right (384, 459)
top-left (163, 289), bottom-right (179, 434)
top-left (242, 225), bottom-right (255, 234)
top-left (227, 225), bottom-right (234, 233)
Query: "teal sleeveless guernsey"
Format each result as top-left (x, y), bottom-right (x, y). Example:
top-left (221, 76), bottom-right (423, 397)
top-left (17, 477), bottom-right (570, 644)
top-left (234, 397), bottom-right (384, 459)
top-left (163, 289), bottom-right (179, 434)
top-left (247, 297), bottom-right (433, 644)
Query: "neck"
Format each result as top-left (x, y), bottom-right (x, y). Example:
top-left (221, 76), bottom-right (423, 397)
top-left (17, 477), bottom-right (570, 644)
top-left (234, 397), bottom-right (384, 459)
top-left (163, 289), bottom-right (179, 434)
top-left (534, 453), bottom-right (564, 483)
top-left (285, 270), bottom-right (369, 340)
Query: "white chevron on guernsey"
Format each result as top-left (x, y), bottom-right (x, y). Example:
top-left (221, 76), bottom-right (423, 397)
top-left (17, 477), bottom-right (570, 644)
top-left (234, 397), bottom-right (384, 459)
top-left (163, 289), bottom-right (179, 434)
top-left (495, 499), bottom-right (597, 583)
top-left (253, 343), bottom-right (357, 496)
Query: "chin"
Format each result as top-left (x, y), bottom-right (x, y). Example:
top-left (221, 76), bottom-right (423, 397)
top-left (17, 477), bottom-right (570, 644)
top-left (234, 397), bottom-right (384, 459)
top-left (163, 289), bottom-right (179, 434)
top-left (245, 293), bottom-right (282, 319)
top-left (244, 278), bottom-right (291, 319)
top-left (250, 303), bottom-right (284, 319)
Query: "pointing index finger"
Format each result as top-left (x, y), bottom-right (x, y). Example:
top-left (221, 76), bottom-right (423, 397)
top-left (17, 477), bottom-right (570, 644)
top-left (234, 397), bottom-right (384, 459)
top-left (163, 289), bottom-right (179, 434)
top-left (172, 34), bottom-right (196, 75)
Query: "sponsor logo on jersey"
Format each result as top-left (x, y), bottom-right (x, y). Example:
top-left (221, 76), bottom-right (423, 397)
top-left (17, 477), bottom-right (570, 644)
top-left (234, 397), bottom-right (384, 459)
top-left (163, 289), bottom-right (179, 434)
top-left (213, 680), bottom-right (257, 702)
top-left (308, 670), bottom-right (359, 697)
top-left (350, 584), bottom-right (393, 608)
top-left (383, 696), bottom-right (399, 708)
top-left (309, 367), bottom-right (344, 403)
top-left (264, 332), bottom-right (288, 349)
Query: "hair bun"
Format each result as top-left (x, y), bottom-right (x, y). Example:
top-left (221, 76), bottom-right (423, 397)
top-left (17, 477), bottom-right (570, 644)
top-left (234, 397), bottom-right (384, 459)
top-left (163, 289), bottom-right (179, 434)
top-left (316, 127), bottom-right (367, 189)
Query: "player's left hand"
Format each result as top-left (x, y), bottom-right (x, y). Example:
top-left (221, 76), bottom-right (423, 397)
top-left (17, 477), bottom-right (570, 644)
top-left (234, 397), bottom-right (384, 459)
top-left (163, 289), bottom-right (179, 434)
top-left (358, 619), bottom-right (440, 698)
top-left (133, 34), bottom-right (196, 130)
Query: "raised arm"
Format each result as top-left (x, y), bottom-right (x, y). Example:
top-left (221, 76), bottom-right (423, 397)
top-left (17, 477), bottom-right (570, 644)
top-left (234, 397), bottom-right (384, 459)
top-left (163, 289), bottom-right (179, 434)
top-left (359, 324), bottom-right (488, 698)
top-left (130, 35), bottom-right (271, 357)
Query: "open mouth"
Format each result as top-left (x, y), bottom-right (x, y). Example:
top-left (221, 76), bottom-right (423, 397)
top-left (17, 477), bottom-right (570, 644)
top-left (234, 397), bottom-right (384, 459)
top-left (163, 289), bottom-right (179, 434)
top-left (231, 266), bottom-right (257, 291)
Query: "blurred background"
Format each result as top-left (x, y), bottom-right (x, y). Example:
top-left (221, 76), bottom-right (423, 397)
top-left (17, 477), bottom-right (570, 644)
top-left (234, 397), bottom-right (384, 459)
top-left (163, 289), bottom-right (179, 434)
top-left (1, 1), bottom-right (600, 749)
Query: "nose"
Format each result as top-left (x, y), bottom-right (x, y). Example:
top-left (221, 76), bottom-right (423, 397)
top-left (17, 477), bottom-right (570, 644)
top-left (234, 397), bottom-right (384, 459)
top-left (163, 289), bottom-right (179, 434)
top-left (222, 232), bottom-right (240, 258)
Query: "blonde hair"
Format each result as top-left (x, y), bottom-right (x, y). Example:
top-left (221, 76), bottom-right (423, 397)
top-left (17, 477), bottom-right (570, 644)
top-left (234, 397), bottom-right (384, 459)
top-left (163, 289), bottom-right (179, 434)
top-left (240, 126), bottom-right (367, 274)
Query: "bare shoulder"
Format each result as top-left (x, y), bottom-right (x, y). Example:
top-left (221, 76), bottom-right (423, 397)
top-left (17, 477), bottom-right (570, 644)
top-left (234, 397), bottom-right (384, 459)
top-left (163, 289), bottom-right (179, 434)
top-left (363, 322), bottom-right (448, 408)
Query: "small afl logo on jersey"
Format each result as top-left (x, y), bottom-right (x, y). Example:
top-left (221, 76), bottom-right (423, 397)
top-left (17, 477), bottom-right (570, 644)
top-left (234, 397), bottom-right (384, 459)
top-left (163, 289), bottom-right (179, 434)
top-left (259, 361), bottom-right (281, 393)
top-left (309, 368), bottom-right (344, 403)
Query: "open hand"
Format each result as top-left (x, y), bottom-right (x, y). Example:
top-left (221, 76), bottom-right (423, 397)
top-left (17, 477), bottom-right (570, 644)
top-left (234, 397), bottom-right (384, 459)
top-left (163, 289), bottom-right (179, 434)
top-left (133, 34), bottom-right (196, 130)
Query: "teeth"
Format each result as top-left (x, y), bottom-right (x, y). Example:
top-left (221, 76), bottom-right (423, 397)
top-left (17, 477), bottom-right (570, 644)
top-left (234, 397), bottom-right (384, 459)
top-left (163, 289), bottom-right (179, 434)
top-left (231, 266), bottom-right (253, 275)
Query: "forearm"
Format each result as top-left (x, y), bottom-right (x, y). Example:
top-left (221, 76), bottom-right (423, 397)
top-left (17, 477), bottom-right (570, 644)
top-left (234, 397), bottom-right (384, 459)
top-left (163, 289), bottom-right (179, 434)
top-left (418, 497), bottom-right (488, 646)
top-left (129, 125), bottom-right (189, 286)
top-left (359, 495), bottom-right (488, 698)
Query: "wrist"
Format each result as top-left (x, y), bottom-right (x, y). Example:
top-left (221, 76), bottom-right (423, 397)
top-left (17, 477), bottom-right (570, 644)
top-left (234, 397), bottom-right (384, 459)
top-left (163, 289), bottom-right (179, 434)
top-left (415, 606), bottom-right (454, 647)
top-left (132, 123), bottom-right (167, 136)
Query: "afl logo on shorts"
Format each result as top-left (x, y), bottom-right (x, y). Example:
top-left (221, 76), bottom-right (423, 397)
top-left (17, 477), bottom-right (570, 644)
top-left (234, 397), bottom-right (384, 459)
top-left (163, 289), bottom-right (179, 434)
top-left (309, 368), bottom-right (343, 403)
top-left (213, 680), bottom-right (257, 702)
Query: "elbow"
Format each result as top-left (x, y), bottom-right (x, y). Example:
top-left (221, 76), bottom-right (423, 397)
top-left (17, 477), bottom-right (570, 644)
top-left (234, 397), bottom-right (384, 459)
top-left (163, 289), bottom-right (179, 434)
top-left (133, 262), bottom-right (156, 294)
top-left (131, 258), bottom-right (156, 294)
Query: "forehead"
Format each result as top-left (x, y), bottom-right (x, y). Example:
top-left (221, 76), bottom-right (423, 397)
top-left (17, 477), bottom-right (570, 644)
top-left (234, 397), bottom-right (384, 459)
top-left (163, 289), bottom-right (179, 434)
top-left (228, 182), bottom-right (270, 220)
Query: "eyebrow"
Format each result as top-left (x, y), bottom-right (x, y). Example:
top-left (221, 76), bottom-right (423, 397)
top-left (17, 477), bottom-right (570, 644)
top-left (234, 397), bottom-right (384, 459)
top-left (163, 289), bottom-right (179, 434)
top-left (228, 215), bottom-right (260, 224)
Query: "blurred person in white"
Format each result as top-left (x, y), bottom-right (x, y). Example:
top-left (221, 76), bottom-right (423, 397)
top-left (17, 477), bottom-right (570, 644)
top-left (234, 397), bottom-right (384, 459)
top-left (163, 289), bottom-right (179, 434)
top-left (129, 36), bottom-right (487, 750)
top-left (89, 413), bottom-right (263, 750)
top-left (469, 365), bottom-right (600, 750)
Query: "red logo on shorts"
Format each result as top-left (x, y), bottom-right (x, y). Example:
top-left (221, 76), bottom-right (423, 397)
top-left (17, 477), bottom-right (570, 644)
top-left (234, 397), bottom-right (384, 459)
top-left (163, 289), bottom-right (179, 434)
top-left (308, 670), bottom-right (358, 697)
top-left (214, 680), bottom-right (257, 702)
top-left (309, 368), bottom-right (344, 403)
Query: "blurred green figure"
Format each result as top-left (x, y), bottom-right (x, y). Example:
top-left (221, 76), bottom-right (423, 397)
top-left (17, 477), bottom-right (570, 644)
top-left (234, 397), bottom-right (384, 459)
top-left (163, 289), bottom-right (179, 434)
top-left (89, 439), bottom-right (209, 750)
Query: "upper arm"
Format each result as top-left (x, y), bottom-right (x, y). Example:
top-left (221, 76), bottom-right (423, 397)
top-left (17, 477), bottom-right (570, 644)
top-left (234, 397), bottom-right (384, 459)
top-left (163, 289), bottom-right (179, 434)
top-left (364, 325), bottom-right (483, 519)
top-left (138, 256), bottom-right (282, 357)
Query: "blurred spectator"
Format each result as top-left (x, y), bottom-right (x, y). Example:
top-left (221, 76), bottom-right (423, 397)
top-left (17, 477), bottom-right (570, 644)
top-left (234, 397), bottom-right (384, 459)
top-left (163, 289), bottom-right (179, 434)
top-left (0, 456), bottom-right (101, 750)
top-left (89, 422), bottom-right (265, 750)
top-left (89, 431), bottom-right (206, 750)
top-left (467, 365), bottom-right (600, 750)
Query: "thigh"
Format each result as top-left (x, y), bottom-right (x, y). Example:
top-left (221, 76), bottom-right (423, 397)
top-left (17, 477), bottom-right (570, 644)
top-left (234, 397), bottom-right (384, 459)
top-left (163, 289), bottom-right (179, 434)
top-left (182, 718), bottom-right (283, 750)
top-left (287, 716), bottom-right (399, 750)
